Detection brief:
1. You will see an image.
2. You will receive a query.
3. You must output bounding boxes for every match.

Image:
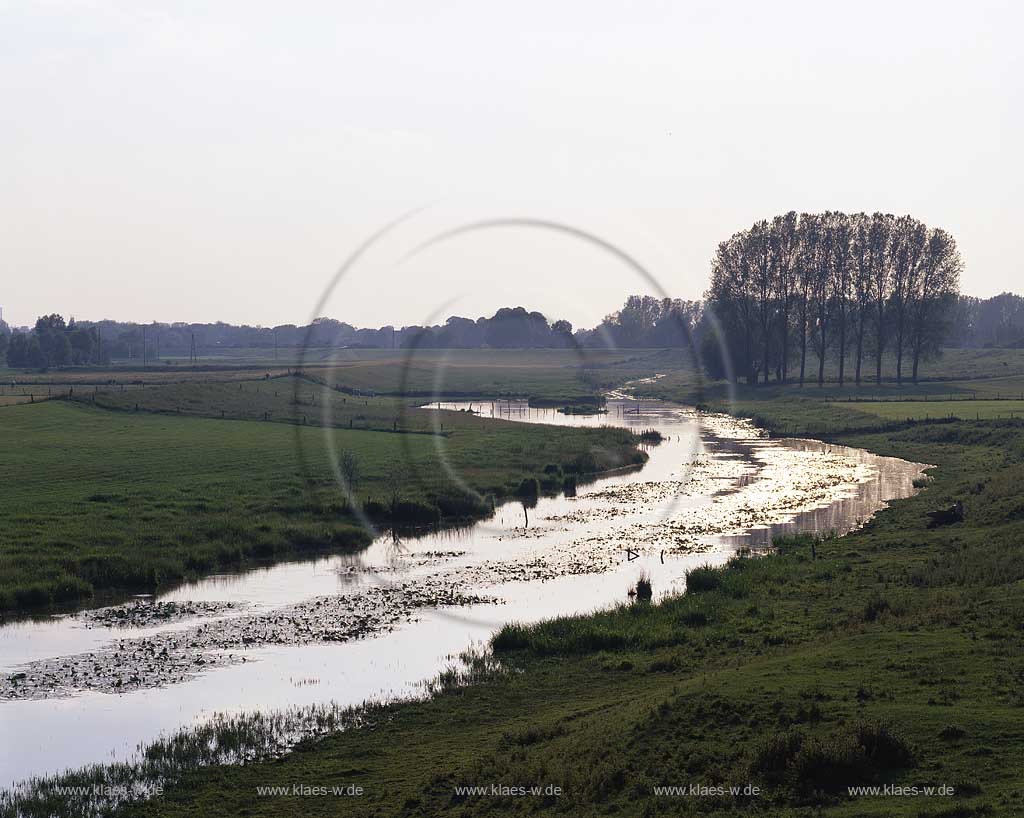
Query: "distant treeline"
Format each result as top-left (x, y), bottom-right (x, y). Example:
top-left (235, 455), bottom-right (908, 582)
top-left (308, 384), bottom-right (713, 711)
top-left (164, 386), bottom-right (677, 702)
top-left (948, 292), bottom-right (1024, 349)
top-left (705, 211), bottom-right (963, 386)
top-left (1, 236), bottom-right (1020, 373)
top-left (0, 299), bottom-right (703, 367)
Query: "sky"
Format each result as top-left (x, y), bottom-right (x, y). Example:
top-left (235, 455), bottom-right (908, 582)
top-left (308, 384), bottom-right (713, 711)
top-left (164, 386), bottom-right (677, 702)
top-left (2, 0), bottom-right (1021, 330)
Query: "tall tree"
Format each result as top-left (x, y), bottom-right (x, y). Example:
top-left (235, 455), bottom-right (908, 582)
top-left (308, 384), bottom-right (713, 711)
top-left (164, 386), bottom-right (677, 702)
top-left (747, 220), bottom-right (776, 384)
top-left (795, 214), bottom-right (821, 387)
top-left (850, 213), bottom-right (874, 386)
top-left (770, 211), bottom-right (799, 382)
top-left (869, 213), bottom-right (893, 385)
top-left (828, 212), bottom-right (853, 385)
top-left (910, 229), bottom-right (962, 382)
top-left (888, 215), bottom-right (927, 384)
top-left (810, 215), bottom-right (837, 386)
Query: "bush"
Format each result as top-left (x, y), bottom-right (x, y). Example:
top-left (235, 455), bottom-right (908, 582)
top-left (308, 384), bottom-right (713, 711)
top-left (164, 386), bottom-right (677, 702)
top-left (492, 623), bottom-right (531, 652)
top-left (635, 572), bottom-right (653, 602)
top-left (854, 720), bottom-right (915, 768)
top-left (750, 720), bottom-right (914, 794)
top-left (686, 565), bottom-right (722, 593)
top-left (789, 734), bottom-right (871, 793)
top-left (751, 729), bottom-right (806, 785)
top-left (515, 477), bottom-right (540, 498)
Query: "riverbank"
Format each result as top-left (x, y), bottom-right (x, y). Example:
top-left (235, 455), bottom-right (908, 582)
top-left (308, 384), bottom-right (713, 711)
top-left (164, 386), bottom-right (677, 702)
top-left (102, 399), bottom-right (1024, 817)
top-left (0, 399), bottom-right (644, 615)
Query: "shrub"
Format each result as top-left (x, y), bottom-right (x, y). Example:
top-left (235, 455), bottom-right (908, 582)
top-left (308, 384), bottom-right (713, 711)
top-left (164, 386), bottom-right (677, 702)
top-left (751, 729), bottom-right (806, 785)
top-left (789, 734), bottom-right (871, 793)
top-left (854, 720), bottom-right (914, 768)
top-left (686, 565), bottom-right (721, 593)
top-left (515, 477), bottom-right (540, 498)
top-left (750, 720), bottom-right (914, 794)
top-left (635, 572), bottom-right (653, 602)
top-left (492, 623), bottom-right (531, 652)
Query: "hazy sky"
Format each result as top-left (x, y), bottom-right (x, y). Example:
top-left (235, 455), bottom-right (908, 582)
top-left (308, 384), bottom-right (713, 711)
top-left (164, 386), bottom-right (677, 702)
top-left (2, 1), bottom-right (1021, 329)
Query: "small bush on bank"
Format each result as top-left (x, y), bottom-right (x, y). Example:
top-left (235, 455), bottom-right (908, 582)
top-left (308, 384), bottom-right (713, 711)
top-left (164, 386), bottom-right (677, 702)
top-left (515, 477), bottom-right (540, 498)
top-left (750, 720), bottom-right (915, 794)
top-left (686, 565), bottom-right (721, 593)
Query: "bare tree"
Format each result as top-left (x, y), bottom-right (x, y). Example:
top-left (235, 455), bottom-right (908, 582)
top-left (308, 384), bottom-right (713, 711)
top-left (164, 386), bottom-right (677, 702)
top-left (339, 450), bottom-right (361, 498)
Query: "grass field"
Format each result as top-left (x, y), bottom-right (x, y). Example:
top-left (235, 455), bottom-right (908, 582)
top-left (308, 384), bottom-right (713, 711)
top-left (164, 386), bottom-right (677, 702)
top-left (833, 399), bottom-right (1024, 421)
top-left (7, 348), bottom-right (1024, 817)
top-left (0, 400), bottom-right (642, 613)
top-left (2, 348), bottom-right (672, 401)
top-left (15, 350), bottom-right (1005, 818)
top-left (64, 376), bottom-right (499, 433)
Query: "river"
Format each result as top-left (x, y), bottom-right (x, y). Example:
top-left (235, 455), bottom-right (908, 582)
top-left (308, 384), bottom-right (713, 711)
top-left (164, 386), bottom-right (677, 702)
top-left (0, 397), bottom-right (927, 791)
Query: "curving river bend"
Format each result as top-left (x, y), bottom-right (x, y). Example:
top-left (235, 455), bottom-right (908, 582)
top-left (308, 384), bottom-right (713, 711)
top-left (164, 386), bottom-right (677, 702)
top-left (0, 397), bottom-right (928, 791)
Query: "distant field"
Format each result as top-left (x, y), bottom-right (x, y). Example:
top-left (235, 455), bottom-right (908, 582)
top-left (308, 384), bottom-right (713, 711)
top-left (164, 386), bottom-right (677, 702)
top-left (68, 375), bottom-right (550, 434)
top-left (0, 394), bottom-right (35, 406)
top-left (1, 348), bottom-right (677, 399)
top-left (314, 348), bottom-right (675, 397)
top-left (835, 399), bottom-right (1024, 421)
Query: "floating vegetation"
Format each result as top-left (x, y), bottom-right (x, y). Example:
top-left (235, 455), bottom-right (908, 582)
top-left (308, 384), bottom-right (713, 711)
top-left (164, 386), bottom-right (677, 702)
top-left (80, 600), bottom-right (246, 629)
top-left (1, 582), bottom-right (499, 700)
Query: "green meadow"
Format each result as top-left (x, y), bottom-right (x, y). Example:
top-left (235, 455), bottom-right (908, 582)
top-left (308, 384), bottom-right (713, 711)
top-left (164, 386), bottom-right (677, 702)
top-left (91, 351), bottom-right (1024, 818)
top-left (5, 348), bottom-right (1024, 818)
top-left (0, 397), bottom-right (642, 614)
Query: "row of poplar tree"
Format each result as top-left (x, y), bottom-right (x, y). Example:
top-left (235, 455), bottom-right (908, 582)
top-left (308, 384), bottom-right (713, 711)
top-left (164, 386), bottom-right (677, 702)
top-left (705, 211), bottom-right (962, 386)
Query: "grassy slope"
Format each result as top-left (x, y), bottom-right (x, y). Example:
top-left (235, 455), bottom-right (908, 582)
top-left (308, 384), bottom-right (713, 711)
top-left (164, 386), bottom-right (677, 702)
top-left (0, 400), bottom-right (642, 613)
top-left (116, 366), bottom-right (1024, 817)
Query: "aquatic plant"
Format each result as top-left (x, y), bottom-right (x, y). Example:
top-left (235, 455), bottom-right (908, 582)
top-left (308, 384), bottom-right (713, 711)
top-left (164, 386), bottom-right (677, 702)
top-left (634, 571), bottom-right (653, 602)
